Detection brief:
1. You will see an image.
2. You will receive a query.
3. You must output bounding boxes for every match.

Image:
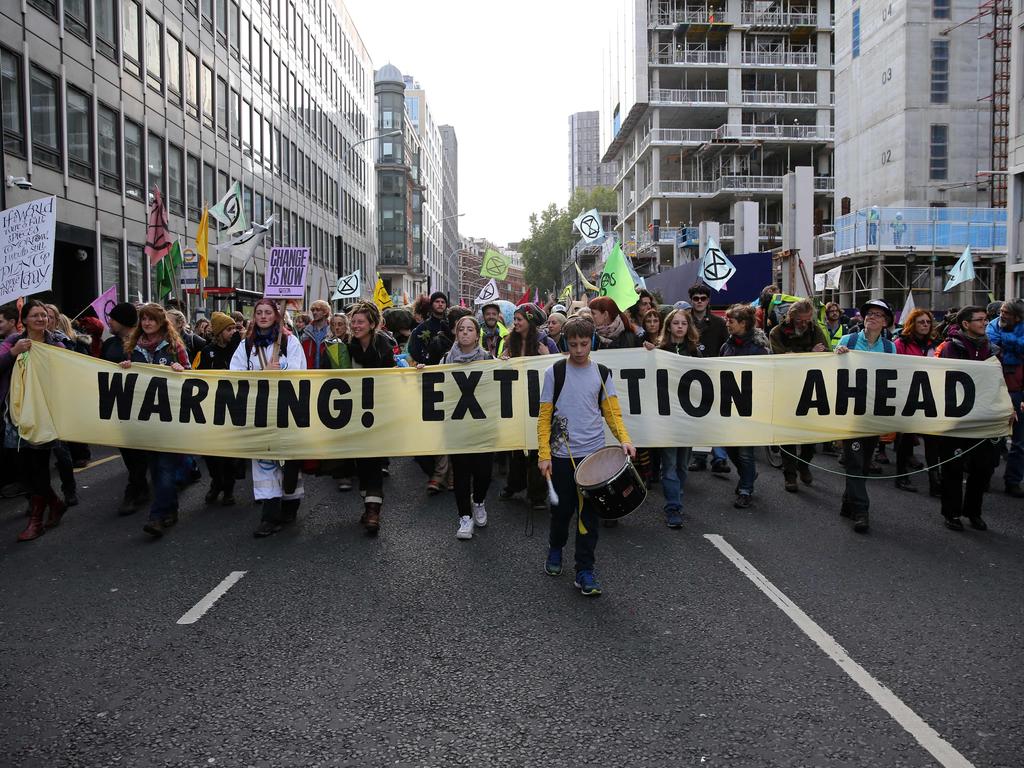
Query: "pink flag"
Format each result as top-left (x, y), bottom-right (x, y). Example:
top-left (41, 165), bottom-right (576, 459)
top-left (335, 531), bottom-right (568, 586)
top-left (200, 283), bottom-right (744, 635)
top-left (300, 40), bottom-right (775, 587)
top-left (89, 285), bottom-right (118, 328)
top-left (145, 186), bottom-right (171, 267)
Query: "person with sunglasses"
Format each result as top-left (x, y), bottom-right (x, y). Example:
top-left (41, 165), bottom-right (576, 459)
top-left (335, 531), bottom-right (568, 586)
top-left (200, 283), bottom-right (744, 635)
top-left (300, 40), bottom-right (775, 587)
top-left (686, 282), bottom-right (729, 474)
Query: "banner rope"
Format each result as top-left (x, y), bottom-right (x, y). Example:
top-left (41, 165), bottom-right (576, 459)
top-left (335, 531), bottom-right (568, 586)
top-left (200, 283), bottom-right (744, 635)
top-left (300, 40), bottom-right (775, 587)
top-left (776, 438), bottom-right (999, 480)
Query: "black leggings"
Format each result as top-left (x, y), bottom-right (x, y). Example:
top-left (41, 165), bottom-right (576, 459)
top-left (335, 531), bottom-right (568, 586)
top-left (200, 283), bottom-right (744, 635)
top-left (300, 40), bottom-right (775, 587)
top-left (356, 458), bottom-right (384, 502)
top-left (451, 453), bottom-right (492, 518)
top-left (21, 446), bottom-right (54, 498)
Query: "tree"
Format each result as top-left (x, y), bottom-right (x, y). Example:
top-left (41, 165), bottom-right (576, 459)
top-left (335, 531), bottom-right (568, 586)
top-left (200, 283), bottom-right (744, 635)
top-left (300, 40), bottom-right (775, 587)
top-left (519, 187), bottom-right (617, 293)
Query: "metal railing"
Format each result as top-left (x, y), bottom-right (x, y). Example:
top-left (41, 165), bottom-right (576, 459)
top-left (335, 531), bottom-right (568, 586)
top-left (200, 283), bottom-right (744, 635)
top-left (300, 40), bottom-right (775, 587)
top-left (720, 223), bottom-right (782, 239)
top-left (822, 207), bottom-right (1007, 258)
top-left (740, 8), bottom-right (817, 26)
top-left (651, 88), bottom-right (728, 104)
top-left (741, 50), bottom-right (819, 66)
top-left (717, 123), bottom-right (834, 140)
top-left (651, 6), bottom-right (730, 25)
top-left (741, 89), bottom-right (817, 105)
top-left (650, 47), bottom-right (729, 65)
top-left (650, 127), bottom-right (720, 143)
top-left (644, 175), bottom-right (834, 197)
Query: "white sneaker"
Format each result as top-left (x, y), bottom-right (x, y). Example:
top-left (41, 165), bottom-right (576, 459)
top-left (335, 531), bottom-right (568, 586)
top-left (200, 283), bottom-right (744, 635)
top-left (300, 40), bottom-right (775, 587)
top-left (456, 515), bottom-right (474, 539)
top-left (472, 501), bottom-right (488, 527)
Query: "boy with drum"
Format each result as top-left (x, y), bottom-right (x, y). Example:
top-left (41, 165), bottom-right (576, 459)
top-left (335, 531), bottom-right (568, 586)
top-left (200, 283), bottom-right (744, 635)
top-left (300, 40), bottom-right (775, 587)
top-left (538, 316), bottom-right (635, 597)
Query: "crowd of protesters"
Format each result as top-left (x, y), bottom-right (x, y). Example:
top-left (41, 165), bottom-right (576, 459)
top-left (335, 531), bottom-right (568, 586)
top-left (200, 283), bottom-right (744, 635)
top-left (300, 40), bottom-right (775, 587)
top-left (0, 283), bottom-right (1020, 595)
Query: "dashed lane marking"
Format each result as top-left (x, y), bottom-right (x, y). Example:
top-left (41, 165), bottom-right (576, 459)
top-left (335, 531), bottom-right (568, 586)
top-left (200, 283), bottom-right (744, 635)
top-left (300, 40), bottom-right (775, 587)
top-left (73, 455), bottom-right (120, 473)
top-left (176, 571), bottom-right (248, 625)
top-left (704, 534), bottom-right (975, 768)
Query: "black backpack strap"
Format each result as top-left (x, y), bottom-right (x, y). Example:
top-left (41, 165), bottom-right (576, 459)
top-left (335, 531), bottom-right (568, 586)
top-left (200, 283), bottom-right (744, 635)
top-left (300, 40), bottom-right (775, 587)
top-left (551, 358), bottom-right (568, 408)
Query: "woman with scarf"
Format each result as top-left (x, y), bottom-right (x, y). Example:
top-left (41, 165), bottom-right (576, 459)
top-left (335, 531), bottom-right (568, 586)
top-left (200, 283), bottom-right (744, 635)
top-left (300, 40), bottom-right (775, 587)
top-left (893, 308), bottom-right (941, 494)
top-left (499, 304), bottom-right (553, 510)
top-left (442, 315), bottom-right (494, 540)
top-left (0, 300), bottom-right (69, 541)
top-left (588, 297), bottom-right (641, 350)
top-left (646, 308), bottom-right (702, 527)
top-left (119, 303), bottom-right (190, 539)
top-left (345, 301), bottom-right (395, 533)
top-left (230, 299), bottom-right (307, 538)
top-left (196, 312), bottom-right (243, 506)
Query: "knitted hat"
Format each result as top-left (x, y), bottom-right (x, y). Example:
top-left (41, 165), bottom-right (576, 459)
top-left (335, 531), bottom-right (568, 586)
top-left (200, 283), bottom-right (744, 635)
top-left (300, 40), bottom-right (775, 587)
top-left (210, 311), bottom-right (235, 338)
top-left (107, 302), bottom-right (138, 328)
top-left (429, 291), bottom-right (448, 306)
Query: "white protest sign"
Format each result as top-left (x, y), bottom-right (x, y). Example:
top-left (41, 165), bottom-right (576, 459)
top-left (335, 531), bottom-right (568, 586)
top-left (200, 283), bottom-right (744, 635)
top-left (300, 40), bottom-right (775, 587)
top-left (264, 247), bottom-right (310, 299)
top-left (697, 236), bottom-right (736, 291)
top-left (332, 269), bottom-right (361, 301)
top-left (0, 196), bottom-right (57, 306)
top-left (573, 209), bottom-right (604, 243)
top-left (474, 278), bottom-right (499, 305)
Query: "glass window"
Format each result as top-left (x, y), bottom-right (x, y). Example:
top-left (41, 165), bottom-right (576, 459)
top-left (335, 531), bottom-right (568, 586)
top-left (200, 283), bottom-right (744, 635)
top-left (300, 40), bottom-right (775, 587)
top-left (930, 124), bottom-right (948, 180)
top-left (1, 49), bottom-right (24, 156)
top-left (97, 103), bottom-right (119, 191)
top-left (145, 14), bottom-right (163, 92)
top-left (203, 162), bottom-right (215, 209)
top-left (167, 33), bottom-right (182, 98)
top-left (216, 76), bottom-right (228, 139)
top-left (252, 28), bottom-right (262, 82)
top-left (29, 66), bottom-right (60, 169)
top-left (127, 243), bottom-right (146, 301)
top-left (147, 131), bottom-right (164, 197)
top-left (65, 0), bottom-right (90, 40)
top-left (851, 8), bottom-right (860, 59)
top-left (168, 143), bottom-right (184, 216)
top-left (242, 184), bottom-right (253, 220)
top-left (219, 262), bottom-right (230, 288)
top-left (101, 239), bottom-right (123, 298)
top-left (241, 14), bottom-right (250, 63)
top-left (96, 0), bottom-right (118, 60)
top-left (254, 191), bottom-right (263, 223)
top-left (263, 116), bottom-right (271, 169)
top-left (217, 169), bottom-right (228, 198)
top-left (228, 1), bottom-right (239, 56)
top-left (933, 0), bottom-right (951, 19)
top-left (124, 119), bottom-right (143, 200)
top-left (201, 63), bottom-right (214, 129)
top-left (202, 0), bottom-right (213, 31)
top-left (216, 0), bottom-right (227, 43)
top-left (242, 98), bottom-right (251, 153)
top-left (253, 108), bottom-right (262, 161)
top-left (123, 0), bottom-right (141, 79)
top-left (931, 40), bottom-right (949, 104)
top-left (229, 88), bottom-right (240, 147)
top-left (185, 0), bottom-right (198, 19)
top-left (185, 50), bottom-right (199, 119)
top-left (66, 87), bottom-right (92, 180)
top-left (187, 153), bottom-right (200, 221)
top-left (28, 0), bottom-right (56, 20)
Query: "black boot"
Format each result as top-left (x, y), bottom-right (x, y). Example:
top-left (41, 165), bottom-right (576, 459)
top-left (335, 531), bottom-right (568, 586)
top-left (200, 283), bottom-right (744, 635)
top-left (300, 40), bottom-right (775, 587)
top-left (928, 470), bottom-right (942, 498)
top-left (895, 476), bottom-right (918, 493)
top-left (281, 498), bottom-right (300, 524)
top-left (254, 499), bottom-right (283, 538)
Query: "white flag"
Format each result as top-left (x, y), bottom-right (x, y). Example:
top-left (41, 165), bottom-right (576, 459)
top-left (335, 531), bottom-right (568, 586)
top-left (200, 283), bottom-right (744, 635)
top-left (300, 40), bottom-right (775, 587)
top-left (900, 291), bottom-right (916, 321)
top-left (209, 181), bottom-right (250, 236)
top-left (824, 264), bottom-right (842, 289)
top-left (697, 236), bottom-right (736, 291)
top-left (814, 273), bottom-right (826, 292)
top-left (214, 215), bottom-right (275, 261)
top-left (944, 245), bottom-right (976, 292)
top-left (572, 209), bottom-right (604, 243)
top-left (473, 278), bottom-right (499, 305)
top-left (332, 269), bottom-right (361, 301)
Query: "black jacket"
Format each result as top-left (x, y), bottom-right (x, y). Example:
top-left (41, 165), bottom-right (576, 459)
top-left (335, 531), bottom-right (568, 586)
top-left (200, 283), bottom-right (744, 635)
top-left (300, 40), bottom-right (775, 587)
top-left (692, 312), bottom-right (728, 358)
top-left (196, 334), bottom-right (242, 370)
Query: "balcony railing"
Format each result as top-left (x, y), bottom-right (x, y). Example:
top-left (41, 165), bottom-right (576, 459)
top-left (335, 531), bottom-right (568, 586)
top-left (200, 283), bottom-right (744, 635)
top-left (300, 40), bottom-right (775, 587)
top-left (717, 123), bottom-right (834, 141)
top-left (741, 50), bottom-right (819, 66)
top-left (720, 223), bottom-right (782, 239)
top-left (651, 88), bottom-right (728, 104)
top-left (651, 6), bottom-right (730, 25)
top-left (637, 175), bottom-right (834, 199)
top-left (740, 8), bottom-right (817, 26)
top-left (650, 47), bottom-right (729, 65)
top-left (741, 89), bottom-right (817, 105)
top-left (822, 207), bottom-right (1007, 258)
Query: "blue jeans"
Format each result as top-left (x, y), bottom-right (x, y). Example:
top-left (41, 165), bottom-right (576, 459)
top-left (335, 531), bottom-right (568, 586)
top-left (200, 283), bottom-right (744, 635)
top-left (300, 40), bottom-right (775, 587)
top-left (148, 452), bottom-right (180, 521)
top-left (661, 446), bottom-right (692, 513)
top-left (692, 447), bottom-right (728, 467)
top-left (1006, 391), bottom-right (1024, 487)
top-left (726, 447), bottom-right (756, 495)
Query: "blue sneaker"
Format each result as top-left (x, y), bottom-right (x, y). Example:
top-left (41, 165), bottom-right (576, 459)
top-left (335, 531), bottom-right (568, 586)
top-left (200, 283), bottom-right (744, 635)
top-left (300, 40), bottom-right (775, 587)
top-left (574, 569), bottom-right (602, 596)
top-left (545, 548), bottom-right (562, 576)
top-left (666, 510), bottom-right (683, 529)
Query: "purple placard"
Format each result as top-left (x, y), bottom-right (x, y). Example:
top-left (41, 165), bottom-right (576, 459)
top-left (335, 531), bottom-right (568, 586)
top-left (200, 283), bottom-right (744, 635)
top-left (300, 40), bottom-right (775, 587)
top-left (264, 247), bottom-right (309, 298)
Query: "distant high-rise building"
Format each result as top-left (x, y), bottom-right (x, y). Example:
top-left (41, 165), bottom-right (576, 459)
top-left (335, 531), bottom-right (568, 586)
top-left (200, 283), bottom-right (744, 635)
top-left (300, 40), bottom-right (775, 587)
top-left (439, 125), bottom-right (460, 295)
top-left (569, 111), bottom-right (617, 196)
top-left (404, 75), bottom-right (445, 296)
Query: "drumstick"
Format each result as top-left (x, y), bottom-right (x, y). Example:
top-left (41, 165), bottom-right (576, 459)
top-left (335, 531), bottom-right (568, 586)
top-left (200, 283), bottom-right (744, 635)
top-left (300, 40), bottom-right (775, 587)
top-left (546, 476), bottom-right (559, 506)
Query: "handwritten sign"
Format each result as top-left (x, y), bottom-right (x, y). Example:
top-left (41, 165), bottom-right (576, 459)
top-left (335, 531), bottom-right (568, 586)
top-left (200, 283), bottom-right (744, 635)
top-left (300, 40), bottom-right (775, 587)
top-left (264, 247), bottom-right (309, 299)
top-left (0, 196), bottom-right (57, 306)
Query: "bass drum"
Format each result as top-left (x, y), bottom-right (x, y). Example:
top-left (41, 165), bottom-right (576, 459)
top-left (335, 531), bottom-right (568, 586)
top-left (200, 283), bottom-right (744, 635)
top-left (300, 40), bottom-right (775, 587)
top-left (574, 446), bottom-right (648, 520)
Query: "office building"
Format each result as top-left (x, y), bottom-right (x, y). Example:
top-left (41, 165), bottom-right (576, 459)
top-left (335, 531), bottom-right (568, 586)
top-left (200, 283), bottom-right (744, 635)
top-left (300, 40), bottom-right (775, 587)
top-left (439, 124), bottom-right (459, 295)
top-left (569, 110), bottom-right (617, 196)
top-left (403, 74), bottom-right (446, 295)
top-left (0, 0), bottom-right (376, 313)
top-left (600, 0), bottom-right (835, 277)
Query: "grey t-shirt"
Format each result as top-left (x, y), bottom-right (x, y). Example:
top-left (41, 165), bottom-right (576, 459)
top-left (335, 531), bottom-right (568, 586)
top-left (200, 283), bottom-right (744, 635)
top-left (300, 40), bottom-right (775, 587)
top-left (540, 360), bottom-right (617, 459)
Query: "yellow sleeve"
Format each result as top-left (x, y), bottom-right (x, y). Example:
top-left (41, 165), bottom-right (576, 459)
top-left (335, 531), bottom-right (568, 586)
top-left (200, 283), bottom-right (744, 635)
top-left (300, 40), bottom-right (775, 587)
top-left (601, 395), bottom-right (631, 445)
top-left (537, 402), bottom-right (553, 461)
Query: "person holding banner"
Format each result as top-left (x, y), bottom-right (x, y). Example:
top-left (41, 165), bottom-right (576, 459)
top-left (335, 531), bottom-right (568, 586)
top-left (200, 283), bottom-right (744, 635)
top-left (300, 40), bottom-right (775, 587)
top-left (345, 301), bottom-right (396, 533)
top-left (835, 299), bottom-right (897, 533)
top-left (409, 292), bottom-right (453, 366)
top-left (687, 284), bottom-right (730, 475)
top-left (986, 299), bottom-right (1024, 498)
top-left (650, 308), bottom-right (701, 527)
top-left (119, 303), bottom-right (191, 539)
top-left (442, 315), bottom-right (495, 540)
top-left (196, 312), bottom-right (243, 506)
top-left (478, 302), bottom-right (508, 357)
top-left (588, 297), bottom-right (640, 351)
top-left (300, 300), bottom-right (332, 369)
top-left (893, 309), bottom-right (941, 495)
top-left (0, 300), bottom-right (69, 541)
top-left (230, 298), bottom-right (307, 538)
top-left (538, 315), bottom-right (635, 597)
top-left (544, 311), bottom-right (566, 353)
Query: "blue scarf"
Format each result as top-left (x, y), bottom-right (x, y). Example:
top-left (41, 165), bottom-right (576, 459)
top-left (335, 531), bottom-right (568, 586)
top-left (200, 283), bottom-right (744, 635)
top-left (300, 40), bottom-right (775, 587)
top-left (253, 326), bottom-right (279, 349)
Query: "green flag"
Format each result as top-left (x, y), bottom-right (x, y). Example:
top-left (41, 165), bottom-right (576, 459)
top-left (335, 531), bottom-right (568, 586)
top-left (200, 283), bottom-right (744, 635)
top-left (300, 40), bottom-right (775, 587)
top-left (480, 249), bottom-right (510, 280)
top-left (598, 243), bottom-right (640, 312)
top-left (156, 239), bottom-right (183, 298)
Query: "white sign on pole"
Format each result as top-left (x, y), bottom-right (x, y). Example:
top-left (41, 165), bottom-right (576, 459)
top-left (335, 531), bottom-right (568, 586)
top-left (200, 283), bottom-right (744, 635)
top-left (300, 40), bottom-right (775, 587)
top-left (180, 247), bottom-right (200, 289)
top-left (0, 196), bottom-right (57, 306)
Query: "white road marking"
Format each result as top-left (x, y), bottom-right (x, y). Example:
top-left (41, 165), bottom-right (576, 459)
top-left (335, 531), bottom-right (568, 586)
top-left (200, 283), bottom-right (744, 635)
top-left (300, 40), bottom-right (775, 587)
top-left (176, 571), bottom-right (247, 625)
top-left (73, 454), bottom-right (120, 473)
top-left (704, 534), bottom-right (975, 768)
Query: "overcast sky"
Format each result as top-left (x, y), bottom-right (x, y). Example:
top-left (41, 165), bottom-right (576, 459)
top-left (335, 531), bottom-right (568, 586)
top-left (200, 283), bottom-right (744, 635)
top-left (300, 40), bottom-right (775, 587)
top-left (343, 0), bottom-right (617, 247)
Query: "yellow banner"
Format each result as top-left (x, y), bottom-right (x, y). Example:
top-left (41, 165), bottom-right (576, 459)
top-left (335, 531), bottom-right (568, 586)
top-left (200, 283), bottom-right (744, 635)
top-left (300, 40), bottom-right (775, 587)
top-left (9, 344), bottom-right (1012, 459)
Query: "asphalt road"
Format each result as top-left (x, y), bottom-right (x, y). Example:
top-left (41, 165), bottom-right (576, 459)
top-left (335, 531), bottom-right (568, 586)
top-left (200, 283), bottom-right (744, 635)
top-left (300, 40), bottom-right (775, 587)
top-left (1, 443), bottom-right (1022, 768)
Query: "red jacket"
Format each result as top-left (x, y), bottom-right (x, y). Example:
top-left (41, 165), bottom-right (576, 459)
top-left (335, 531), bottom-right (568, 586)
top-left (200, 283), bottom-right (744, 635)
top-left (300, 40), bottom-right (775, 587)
top-left (894, 333), bottom-right (939, 357)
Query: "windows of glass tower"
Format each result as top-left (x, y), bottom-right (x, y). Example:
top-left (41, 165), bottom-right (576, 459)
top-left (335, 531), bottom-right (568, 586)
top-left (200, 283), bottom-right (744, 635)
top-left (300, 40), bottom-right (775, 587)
top-left (1, 48), bottom-right (24, 157)
top-left (66, 86), bottom-right (92, 180)
top-left (29, 66), bottom-right (60, 169)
